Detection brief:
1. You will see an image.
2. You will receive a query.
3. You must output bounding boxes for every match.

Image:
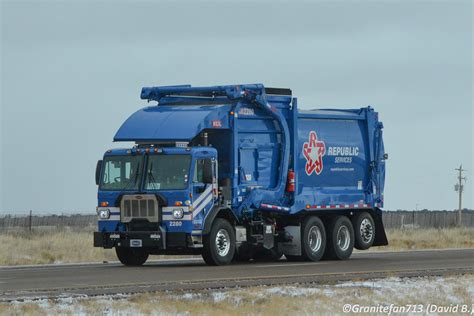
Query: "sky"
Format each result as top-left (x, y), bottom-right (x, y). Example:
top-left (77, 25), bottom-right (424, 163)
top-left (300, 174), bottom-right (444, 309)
top-left (1, 0), bottom-right (472, 214)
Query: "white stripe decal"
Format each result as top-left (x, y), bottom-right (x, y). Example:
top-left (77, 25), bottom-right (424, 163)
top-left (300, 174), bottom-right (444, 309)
top-left (99, 215), bottom-right (120, 221)
top-left (97, 207), bottom-right (120, 212)
top-left (192, 186), bottom-right (212, 207)
top-left (162, 207), bottom-right (177, 212)
top-left (192, 194), bottom-right (213, 218)
top-left (162, 215), bottom-right (192, 221)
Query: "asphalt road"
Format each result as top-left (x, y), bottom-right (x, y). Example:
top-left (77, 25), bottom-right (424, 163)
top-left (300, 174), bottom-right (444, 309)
top-left (1, 249), bottom-right (473, 301)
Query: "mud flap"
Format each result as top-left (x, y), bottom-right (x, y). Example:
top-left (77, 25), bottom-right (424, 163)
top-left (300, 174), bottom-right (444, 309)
top-left (278, 225), bottom-right (301, 256)
top-left (263, 225), bottom-right (274, 249)
top-left (372, 209), bottom-right (388, 246)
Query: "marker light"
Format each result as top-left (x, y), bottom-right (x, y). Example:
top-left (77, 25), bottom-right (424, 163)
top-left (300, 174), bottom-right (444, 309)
top-left (306, 204), bottom-right (311, 209)
top-left (100, 201), bottom-right (109, 207)
top-left (174, 201), bottom-right (183, 206)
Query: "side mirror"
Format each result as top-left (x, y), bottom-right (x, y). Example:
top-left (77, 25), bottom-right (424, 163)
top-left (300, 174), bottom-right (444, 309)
top-left (95, 160), bottom-right (103, 185)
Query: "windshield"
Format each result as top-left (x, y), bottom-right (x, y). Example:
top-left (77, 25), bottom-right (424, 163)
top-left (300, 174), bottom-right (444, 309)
top-left (145, 155), bottom-right (191, 190)
top-left (100, 155), bottom-right (143, 191)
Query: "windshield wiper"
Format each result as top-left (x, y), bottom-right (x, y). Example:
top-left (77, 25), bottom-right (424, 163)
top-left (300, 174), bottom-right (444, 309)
top-left (147, 162), bottom-right (159, 190)
top-left (123, 163), bottom-right (141, 191)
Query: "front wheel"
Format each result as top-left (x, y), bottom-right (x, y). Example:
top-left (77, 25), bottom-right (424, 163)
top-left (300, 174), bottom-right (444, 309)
top-left (115, 247), bottom-right (149, 266)
top-left (202, 218), bottom-right (236, 266)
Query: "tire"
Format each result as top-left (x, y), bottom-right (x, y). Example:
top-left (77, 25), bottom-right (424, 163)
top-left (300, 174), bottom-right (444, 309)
top-left (301, 216), bottom-right (326, 261)
top-left (115, 247), bottom-right (149, 266)
top-left (324, 216), bottom-right (354, 260)
top-left (352, 212), bottom-right (375, 250)
top-left (202, 218), bottom-right (236, 266)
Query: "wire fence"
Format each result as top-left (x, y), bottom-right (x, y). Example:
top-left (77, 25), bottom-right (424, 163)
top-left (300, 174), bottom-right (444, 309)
top-left (0, 213), bottom-right (96, 233)
top-left (383, 210), bottom-right (474, 229)
top-left (0, 210), bottom-right (473, 233)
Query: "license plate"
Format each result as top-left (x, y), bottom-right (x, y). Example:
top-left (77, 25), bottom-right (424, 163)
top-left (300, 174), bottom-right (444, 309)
top-left (130, 239), bottom-right (142, 247)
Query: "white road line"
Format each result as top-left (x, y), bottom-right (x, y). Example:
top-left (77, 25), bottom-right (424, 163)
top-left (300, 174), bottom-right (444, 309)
top-left (255, 262), bottom-right (332, 268)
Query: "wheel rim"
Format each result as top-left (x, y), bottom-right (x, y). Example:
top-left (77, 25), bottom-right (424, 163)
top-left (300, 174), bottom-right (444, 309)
top-left (215, 228), bottom-right (231, 257)
top-left (308, 226), bottom-right (322, 253)
top-left (360, 218), bottom-right (374, 244)
top-left (337, 225), bottom-right (350, 251)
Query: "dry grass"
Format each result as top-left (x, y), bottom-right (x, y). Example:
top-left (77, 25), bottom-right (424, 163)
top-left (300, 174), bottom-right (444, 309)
top-left (0, 229), bottom-right (117, 266)
top-left (376, 227), bottom-right (474, 251)
top-left (0, 227), bottom-right (472, 266)
top-left (1, 274), bottom-right (473, 315)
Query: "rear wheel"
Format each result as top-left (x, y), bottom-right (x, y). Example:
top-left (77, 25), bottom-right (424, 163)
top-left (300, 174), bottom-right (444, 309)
top-left (285, 216), bottom-right (326, 262)
top-left (115, 247), bottom-right (149, 266)
top-left (301, 216), bottom-right (326, 261)
top-left (352, 212), bottom-right (375, 250)
top-left (202, 218), bottom-right (235, 266)
top-left (324, 216), bottom-right (354, 260)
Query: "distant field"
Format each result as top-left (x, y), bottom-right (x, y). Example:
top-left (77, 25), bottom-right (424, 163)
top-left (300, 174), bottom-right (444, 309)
top-left (0, 227), bottom-right (473, 266)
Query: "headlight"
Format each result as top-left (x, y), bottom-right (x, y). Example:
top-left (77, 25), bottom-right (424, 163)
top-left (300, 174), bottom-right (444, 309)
top-left (172, 208), bottom-right (184, 219)
top-left (98, 209), bottom-right (110, 219)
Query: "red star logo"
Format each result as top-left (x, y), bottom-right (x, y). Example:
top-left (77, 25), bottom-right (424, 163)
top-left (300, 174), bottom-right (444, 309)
top-left (303, 131), bottom-right (326, 175)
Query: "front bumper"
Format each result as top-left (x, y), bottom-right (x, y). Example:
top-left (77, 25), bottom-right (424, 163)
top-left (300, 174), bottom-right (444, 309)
top-left (94, 230), bottom-right (190, 249)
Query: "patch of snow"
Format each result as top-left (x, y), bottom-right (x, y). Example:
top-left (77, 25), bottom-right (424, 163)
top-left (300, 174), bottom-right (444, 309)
top-left (6, 274), bottom-right (473, 315)
top-left (211, 291), bottom-right (228, 302)
top-left (263, 286), bottom-right (321, 297)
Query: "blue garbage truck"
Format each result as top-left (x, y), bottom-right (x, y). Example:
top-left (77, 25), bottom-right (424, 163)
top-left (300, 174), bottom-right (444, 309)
top-left (94, 84), bottom-right (388, 266)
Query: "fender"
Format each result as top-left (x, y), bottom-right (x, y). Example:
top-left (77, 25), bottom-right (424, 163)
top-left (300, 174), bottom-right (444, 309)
top-left (202, 206), bottom-right (239, 235)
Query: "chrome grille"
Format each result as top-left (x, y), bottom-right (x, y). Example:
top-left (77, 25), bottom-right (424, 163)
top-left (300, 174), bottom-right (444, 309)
top-left (121, 194), bottom-right (159, 223)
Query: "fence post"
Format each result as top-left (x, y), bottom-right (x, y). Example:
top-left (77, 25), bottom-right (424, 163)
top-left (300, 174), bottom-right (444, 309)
top-left (29, 210), bottom-right (32, 232)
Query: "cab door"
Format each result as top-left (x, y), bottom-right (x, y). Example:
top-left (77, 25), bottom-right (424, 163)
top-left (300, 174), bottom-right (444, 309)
top-left (191, 158), bottom-right (217, 222)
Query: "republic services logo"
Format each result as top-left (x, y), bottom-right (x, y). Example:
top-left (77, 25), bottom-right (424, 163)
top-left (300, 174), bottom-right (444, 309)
top-left (303, 131), bottom-right (326, 176)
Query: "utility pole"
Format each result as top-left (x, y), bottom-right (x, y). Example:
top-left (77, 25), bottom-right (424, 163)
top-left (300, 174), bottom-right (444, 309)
top-left (454, 165), bottom-right (467, 227)
top-left (29, 210), bottom-right (32, 232)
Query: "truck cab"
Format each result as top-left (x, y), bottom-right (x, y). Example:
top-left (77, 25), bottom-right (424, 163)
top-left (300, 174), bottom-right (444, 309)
top-left (95, 146), bottom-right (220, 262)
